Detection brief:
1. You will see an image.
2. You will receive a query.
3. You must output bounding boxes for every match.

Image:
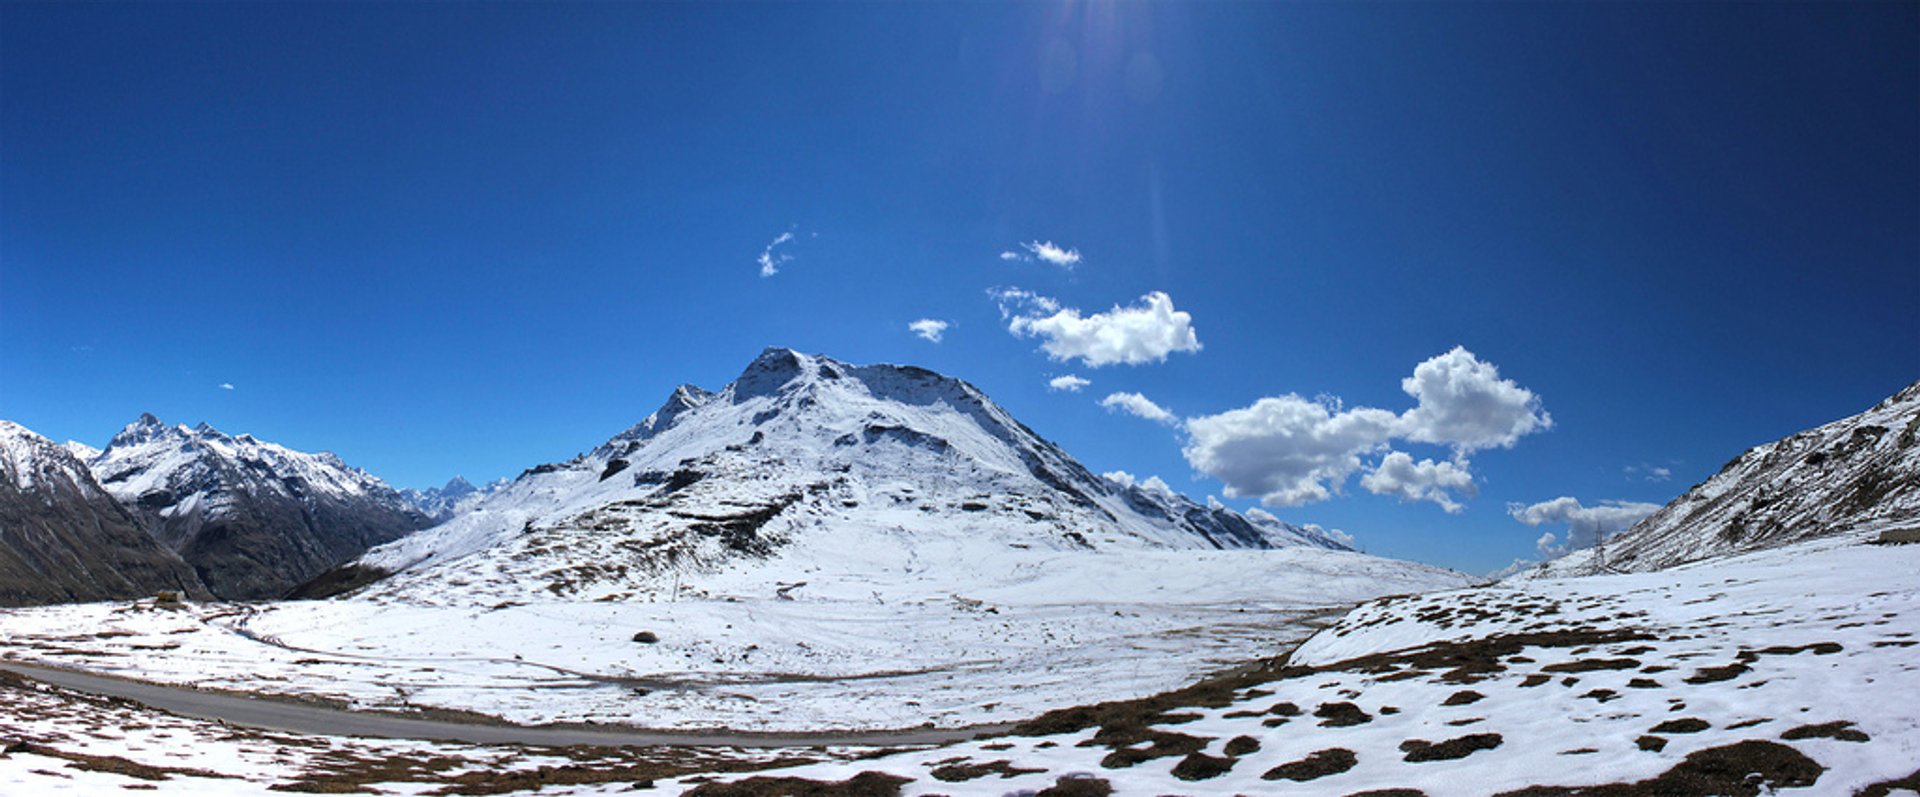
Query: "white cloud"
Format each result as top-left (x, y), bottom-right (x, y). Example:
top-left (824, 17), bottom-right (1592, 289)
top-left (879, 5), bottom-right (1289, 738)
top-left (1297, 521), bottom-right (1357, 549)
top-left (757, 229), bottom-right (797, 277)
top-left (1397, 346), bottom-right (1551, 453)
top-left (908, 318), bottom-right (949, 343)
top-left (1182, 347), bottom-right (1549, 511)
top-left (1005, 290), bottom-right (1202, 367)
top-left (1508, 496), bottom-right (1662, 557)
top-left (218, 383), bottom-right (235, 391)
top-left (1021, 240), bottom-right (1081, 267)
top-left (1103, 470), bottom-right (1173, 496)
top-left (1048, 375), bottom-right (1091, 392)
top-left (1182, 394), bottom-right (1400, 507)
top-left (1360, 450), bottom-right (1477, 513)
top-left (1625, 463), bottom-right (1674, 482)
top-left (999, 251), bottom-right (1023, 261)
top-left (1488, 557), bottom-right (1537, 580)
top-left (988, 286), bottom-right (1061, 318)
top-left (1100, 391), bottom-right (1177, 425)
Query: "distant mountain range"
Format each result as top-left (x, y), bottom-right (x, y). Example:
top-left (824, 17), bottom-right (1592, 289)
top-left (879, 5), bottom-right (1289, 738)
top-left (4, 351), bottom-right (1914, 606)
top-left (1522, 379), bottom-right (1920, 578)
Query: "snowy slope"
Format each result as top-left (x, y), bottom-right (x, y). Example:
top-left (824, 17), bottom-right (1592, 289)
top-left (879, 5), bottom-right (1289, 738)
top-left (347, 348), bottom-right (1355, 605)
top-left (90, 414), bottom-right (431, 599)
top-left (0, 420), bottom-right (208, 605)
top-left (1524, 379), bottom-right (1920, 578)
top-left (666, 528), bottom-right (1920, 796)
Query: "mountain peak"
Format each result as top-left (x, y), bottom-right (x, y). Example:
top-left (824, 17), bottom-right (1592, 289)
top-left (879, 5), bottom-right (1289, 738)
top-left (733, 347), bottom-right (816, 400)
top-left (108, 413), bottom-right (181, 449)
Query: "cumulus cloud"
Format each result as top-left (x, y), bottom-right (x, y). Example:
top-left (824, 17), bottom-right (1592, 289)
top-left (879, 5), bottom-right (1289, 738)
top-left (1360, 450), bottom-right (1477, 513)
top-left (908, 318), bottom-right (949, 343)
top-left (1182, 347), bottom-right (1549, 510)
top-left (1508, 496), bottom-right (1662, 557)
top-left (1397, 346), bottom-right (1551, 452)
top-left (1048, 374), bottom-right (1091, 392)
top-left (218, 383), bottom-right (235, 391)
top-left (1024, 240), bottom-right (1081, 267)
top-left (1182, 394), bottom-right (1400, 507)
top-left (757, 229), bottom-right (797, 277)
top-left (1004, 290), bottom-right (1202, 367)
top-left (999, 240), bottom-right (1082, 268)
top-left (1100, 391), bottom-right (1177, 425)
top-left (1300, 522), bottom-right (1357, 549)
top-left (1102, 470), bottom-right (1173, 496)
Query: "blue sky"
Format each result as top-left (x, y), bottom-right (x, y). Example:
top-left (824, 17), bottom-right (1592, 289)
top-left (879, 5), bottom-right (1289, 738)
top-left (3, 2), bottom-right (1914, 574)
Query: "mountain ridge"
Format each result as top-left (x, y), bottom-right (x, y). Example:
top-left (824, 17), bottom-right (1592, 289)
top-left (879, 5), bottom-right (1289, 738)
top-left (335, 348), bottom-right (1358, 604)
top-left (90, 414), bottom-right (433, 599)
top-left (1520, 378), bottom-right (1920, 578)
top-left (0, 420), bottom-right (210, 605)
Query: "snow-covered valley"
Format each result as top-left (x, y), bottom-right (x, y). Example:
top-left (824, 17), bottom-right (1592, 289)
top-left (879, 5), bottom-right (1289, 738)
top-left (4, 526), bottom-right (1916, 795)
top-left (0, 545), bottom-right (1467, 733)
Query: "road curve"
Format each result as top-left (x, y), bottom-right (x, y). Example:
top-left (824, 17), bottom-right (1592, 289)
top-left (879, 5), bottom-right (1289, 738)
top-left (0, 662), bottom-right (1013, 748)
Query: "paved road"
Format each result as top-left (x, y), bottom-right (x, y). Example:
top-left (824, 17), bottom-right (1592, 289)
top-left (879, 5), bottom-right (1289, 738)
top-left (0, 662), bottom-right (1012, 748)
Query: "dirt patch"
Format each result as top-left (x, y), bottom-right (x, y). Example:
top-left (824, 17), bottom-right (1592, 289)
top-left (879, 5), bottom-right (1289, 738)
top-left (1519, 674), bottom-right (1551, 687)
top-left (5, 742), bottom-right (228, 783)
top-left (1441, 690), bottom-right (1484, 706)
top-left (1683, 663), bottom-right (1750, 684)
top-left (1315, 701), bottom-right (1373, 727)
top-left (1036, 775), bottom-right (1115, 797)
top-left (1626, 678), bottom-right (1662, 689)
top-left (1263, 748), bottom-right (1357, 782)
top-left (1095, 730), bottom-right (1209, 769)
top-left (1855, 766), bottom-right (1920, 797)
top-left (1344, 789), bottom-right (1428, 797)
top-left (1578, 689), bottom-right (1620, 703)
top-left (928, 759), bottom-right (1045, 782)
top-left (682, 771), bottom-right (913, 797)
top-left (1636, 736), bottom-right (1668, 752)
top-left (1781, 721), bottom-right (1869, 742)
top-left (1400, 733), bottom-right (1503, 762)
top-left (1169, 752), bottom-right (1236, 781)
top-left (1495, 740), bottom-right (1822, 796)
top-left (1222, 735), bottom-right (1261, 756)
top-left (1542, 658), bottom-right (1640, 673)
top-left (1649, 718), bottom-right (1709, 734)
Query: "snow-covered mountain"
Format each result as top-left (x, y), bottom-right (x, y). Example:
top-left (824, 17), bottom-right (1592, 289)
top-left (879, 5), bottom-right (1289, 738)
top-left (397, 476), bottom-right (498, 522)
top-left (90, 414), bottom-right (432, 600)
top-left (1524, 379), bottom-right (1920, 578)
top-left (337, 348), bottom-right (1358, 603)
top-left (0, 421), bottom-right (208, 605)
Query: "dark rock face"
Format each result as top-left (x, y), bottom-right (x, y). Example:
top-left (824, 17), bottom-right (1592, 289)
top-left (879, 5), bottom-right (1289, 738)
top-left (91, 415), bottom-right (432, 600)
top-left (0, 421), bottom-right (209, 606)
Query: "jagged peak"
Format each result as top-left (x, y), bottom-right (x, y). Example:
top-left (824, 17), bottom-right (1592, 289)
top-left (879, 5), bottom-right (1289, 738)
top-left (108, 412), bottom-right (183, 449)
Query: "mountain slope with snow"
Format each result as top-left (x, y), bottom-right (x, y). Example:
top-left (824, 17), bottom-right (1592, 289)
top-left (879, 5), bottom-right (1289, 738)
top-left (90, 415), bottom-right (432, 600)
top-left (342, 349), bottom-right (1361, 605)
top-left (1523, 379), bottom-right (1920, 579)
top-left (0, 421), bottom-right (208, 606)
